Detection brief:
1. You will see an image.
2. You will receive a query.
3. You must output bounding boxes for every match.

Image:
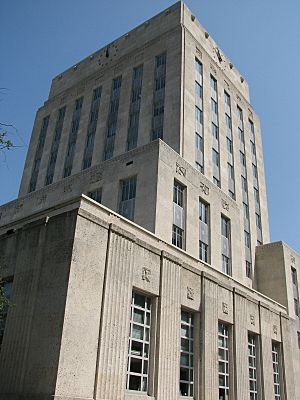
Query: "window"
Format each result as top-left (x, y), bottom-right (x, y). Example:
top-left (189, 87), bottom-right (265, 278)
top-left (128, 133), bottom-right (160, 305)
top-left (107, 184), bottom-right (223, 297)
top-left (225, 114), bottom-right (232, 130)
top-left (0, 278), bottom-right (13, 352)
top-left (64, 97), bottom-right (84, 177)
top-left (173, 181), bottom-right (185, 249)
top-left (240, 151), bottom-right (246, 167)
top-left (292, 267), bottom-right (297, 286)
top-left (221, 216), bottom-right (231, 275)
top-left (87, 188), bottom-right (102, 203)
top-left (227, 138), bottom-right (233, 154)
top-left (294, 299), bottom-right (299, 317)
top-left (212, 149), bottom-right (219, 167)
top-left (104, 77), bottom-right (122, 160)
top-left (29, 115), bottom-right (50, 192)
top-left (119, 176), bottom-right (136, 221)
top-left (218, 323), bottom-right (230, 400)
top-left (180, 311), bottom-right (194, 397)
top-left (46, 107), bottom-right (66, 185)
top-left (246, 261), bottom-right (252, 278)
top-left (195, 106), bottom-right (203, 125)
top-left (199, 241), bottom-right (208, 263)
top-left (127, 65), bottom-right (143, 151)
top-left (298, 332), bottom-right (300, 350)
top-left (199, 199), bottom-right (209, 263)
top-left (195, 81), bottom-right (202, 99)
top-left (272, 342), bottom-right (281, 400)
top-left (227, 163), bottom-right (234, 180)
top-left (195, 58), bottom-right (202, 75)
top-left (211, 76), bottom-right (217, 95)
top-left (224, 91), bottom-right (231, 107)
top-left (211, 99), bottom-right (218, 115)
top-left (212, 123), bottom-right (219, 140)
top-left (82, 87), bottom-right (102, 169)
top-left (248, 334), bottom-right (258, 400)
top-left (252, 164), bottom-right (258, 180)
top-left (152, 53), bottom-right (166, 140)
top-left (243, 203), bottom-right (249, 221)
top-left (244, 231), bottom-right (251, 249)
top-left (255, 213), bottom-right (261, 230)
top-left (241, 176), bottom-right (248, 193)
top-left (238, 128), bottom-right (244, 144)
top-left (127, 292), bottom-right (151, 392)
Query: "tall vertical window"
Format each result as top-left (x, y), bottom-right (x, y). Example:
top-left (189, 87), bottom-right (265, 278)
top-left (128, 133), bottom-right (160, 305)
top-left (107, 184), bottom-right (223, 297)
top-left (221, 216), bottom-right (231, 275)
top-left (224, 92), bottom-right (235, 198)
top-left (218, 323), bottom-right (230, 400)
top-left (127, 292), bottom-right (151, 392)
top-left (248, 334), bottom-right (258, 400)
top-left (119, 176), bottom-right (137, 221)
top-left (291, 267), bottom-right (298, 286)
top-left (151, 53), bottom-right (166, 140)
top-left (63, 97), bottom-right (84, 177)
top-left (180, 311), bottom-right (194, 397)
top-left (172, 181), bottom-right (185, 249)
top-left (29, 115), bottom-right (50, 192)
top-left (82, 86), bottom-right (102, 169)
top-left (199, 199), bottom-right (209, 262)
top-left (104, 76), bottom-right (122, 160)
top-left (127, 65), bottom-right (144, 150)
top-left (195, 57), bottom-right (204, 173)
top-left (0, 278), bottom-right (13, 352)
top-left (211, 76), bottom-right (220, 187)
top-left (45, 107), bottom-right (66, 185)
top-left (87, 188), bottom-right (102, 203)
top-left (272, 342), bottom-right (281, 400)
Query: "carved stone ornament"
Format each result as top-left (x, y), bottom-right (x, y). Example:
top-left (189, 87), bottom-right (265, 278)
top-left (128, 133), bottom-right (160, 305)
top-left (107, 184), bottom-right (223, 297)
top-left (63, 184), bottom-right (72, 193)
top-left (222, 199), bottom-right (229, 211)
top-left (90, 170), bottom-right (103, 184)
top-left (200, 182), bottom-right (209, 196)
top-left (187, 286), bottom-right (194, 300)
top-left (273, 325), bottom-right (278, 335)
top-left (250, 315), bottom-right (255, 326)
top-left (15, 202), bottom-right (24, 211)
top-left (196, 46), bottom-right (202, 59)
top-left (37, 194), bottom-right (47, 205)
top-left (222, 302), bottom-right (229, 315)
top-left (210, 64), bottom-right (217, 75)
top-left (291, 255), bottom-right (296, 264)
top-left (176, 162), bottom-right (186, 177)
top-left (142, 267), bottom-right (151, 283)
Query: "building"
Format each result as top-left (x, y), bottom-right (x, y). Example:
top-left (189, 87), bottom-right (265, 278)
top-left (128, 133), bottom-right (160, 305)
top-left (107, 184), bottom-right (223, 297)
top-left (0, 2), bottom-right (299, 399)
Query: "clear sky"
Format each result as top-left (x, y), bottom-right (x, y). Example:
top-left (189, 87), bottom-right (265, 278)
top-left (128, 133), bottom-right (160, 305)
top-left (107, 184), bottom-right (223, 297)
top-left (0, 0), bottom-right (299, 253)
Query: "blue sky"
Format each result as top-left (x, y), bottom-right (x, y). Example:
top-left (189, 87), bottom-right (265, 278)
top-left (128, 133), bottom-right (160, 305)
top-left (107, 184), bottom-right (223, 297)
top-left (0, 0), bottom-right (299, 253)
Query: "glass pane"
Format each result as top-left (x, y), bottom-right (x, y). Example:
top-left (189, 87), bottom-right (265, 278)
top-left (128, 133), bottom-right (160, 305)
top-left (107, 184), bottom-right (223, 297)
top-left (130, 357), bottom-right (142, 373)
top-left (181, 338), bottom-right (189, 352)
top-left (131, 340), bottom-right (143, 356)
top-left (180, 367), bottom-right (189, 381)
top-left (134, 293), bottom-right (145, 308)
top-left (129, 374), bottom-right (141, 390)
top-left (180, 353), bottom-right (189, 366)
top-left (132, 324), bottom-right (143, 340)
top-left (180, 382), bottom-right (189, 396)
top-left (133, 309), bottom-right (144, 324)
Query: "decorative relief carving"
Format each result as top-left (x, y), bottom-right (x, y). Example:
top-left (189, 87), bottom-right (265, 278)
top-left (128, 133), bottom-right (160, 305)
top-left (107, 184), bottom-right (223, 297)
top-left (37, 194), bottom-right (47, 206)
top-left (224, 80), bottom-right (230, 90)
top-left (273, 325), bottom-right (278, 335)
top-left (250, 315), bottom-right (255, 326)
top-left (63, 184), bottom-right (72, 193)
top-left (196, 47), bottom-right (202, 58)
top-left (291, 255), bottom-right (296, 264)
top-left (210, 64), bottom-right (217, 75)
top-left (14, 202), bottom-right (24, 212)
top-left (90, 170), bottom-right (103, 184)
top-left (142, 267), bottom-right (151, 283)
top-left (200, 182), bottom-right (209, 195)
top-left (176, 162), bottom-right (186, 177)
top-left (236, 94), bottom-right (241, 102)
top-left (222, 199), bottom-right (229, 211)
top-left (187, 287), bottom-right (194, 300)
top-left (222, 302), bottom-right (229, 315)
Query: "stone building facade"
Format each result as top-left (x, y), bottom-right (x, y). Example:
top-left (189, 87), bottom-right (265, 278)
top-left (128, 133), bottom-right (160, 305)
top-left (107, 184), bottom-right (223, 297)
top-left (0, 1), bottom-right (299, 399)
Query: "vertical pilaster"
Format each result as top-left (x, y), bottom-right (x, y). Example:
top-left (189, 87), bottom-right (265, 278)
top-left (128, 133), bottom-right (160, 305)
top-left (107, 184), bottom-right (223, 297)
top-left (202, 276), bottom-right (218, 400)
top-left (96, 232), bottom-right (135, 400)
top-left (259, 305), bottom-right (273, 400)
top-left (155, 255), bottom-right (181, 400)
top-left (280, 314), bottom-right (296, 400)
top-left (233, 293), bottom-right (249, 400)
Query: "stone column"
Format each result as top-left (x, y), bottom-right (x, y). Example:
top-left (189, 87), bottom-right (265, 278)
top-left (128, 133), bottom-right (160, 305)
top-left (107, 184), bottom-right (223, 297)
top-left (155, 254), bottom-right (181, 400)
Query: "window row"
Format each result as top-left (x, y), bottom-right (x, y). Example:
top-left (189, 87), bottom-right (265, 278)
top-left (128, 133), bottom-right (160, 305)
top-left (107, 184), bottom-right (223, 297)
top-left (28, 53), bottom-right (167, 193)
top-left (127, 292), bottom-right (283, 400)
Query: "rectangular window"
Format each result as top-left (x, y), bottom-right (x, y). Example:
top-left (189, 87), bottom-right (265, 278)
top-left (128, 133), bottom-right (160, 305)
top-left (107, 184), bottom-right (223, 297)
top-left (292, 267), bottom-right (297, 286)
top-left (244, 231), bottom-right (251, 248)
top-left (294, 299), bottom-right (299, 317)
top-left (29, 115), bottom-right (50, 192)
top-left (221, 216), bottom-right (231, 275)
top-left (119, 176), bottom-right (136, 221)
top-left (218, 323), bottom-right (230, 400)
top-left (212, 149), bottom-right (220, 167)
top-left (0, 278), bottom-right (13, 352)
top-left (151, 53), bottom-right (166, 140)
top-left (82, 86), bottom-right (102, 169)
top-left (195, 133), bottom-right (204, 173)
top-left (127, 65), bottom-right (143, 151)
top-left (246, 261), bottom-right (252, 279)
top-left (272, 342), bottom-right (281, 400)
top-left (173, 181), bottom-right (185, 249)
top-left (127, 292), bottom-right (151, 392)
top-left (87, 188), bottom-right (102, 203)
top-left (45, 107), bottom-right (66, 185)
top-left (195, 106), bottom-right (203, 125)
top-left (227, 138), bottom-right (233, 154)
top-left (195, 81), bottom-right (202, 99)
top-left (104, 77), bottom-right (122, 160)
top-left (199, 199), bottom-right (209, 262)
top-left (180, 311), bottom-right (194, 397)
top-left (63, 97), bottom-right (84, 177)
top-left (248, 334), bottom-right (258, 400)
top-left (298, 332), bottom-right (300, 350)
top-left (212, 122), bottom-right (219, 140)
